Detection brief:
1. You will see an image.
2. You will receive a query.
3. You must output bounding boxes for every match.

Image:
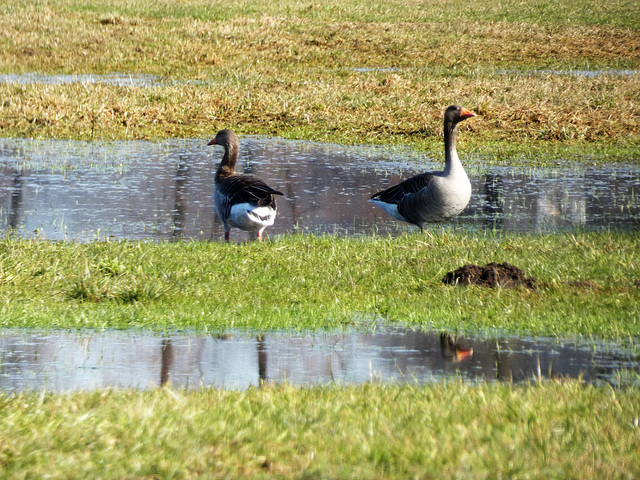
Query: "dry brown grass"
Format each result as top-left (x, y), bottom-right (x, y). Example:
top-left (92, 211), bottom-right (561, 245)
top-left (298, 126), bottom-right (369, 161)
top-left (1, 9), bottom-right (639, 74)
top-left (2, 73), bottom-right (638, 148)
top-left (0, 0), bottom-right (639, 153)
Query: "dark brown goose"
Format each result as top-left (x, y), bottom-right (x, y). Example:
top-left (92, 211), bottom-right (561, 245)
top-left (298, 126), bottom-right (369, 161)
top-left (208, 129), bottom-right (284, 241)
top-left (369, 105), bottom-right (476, 230)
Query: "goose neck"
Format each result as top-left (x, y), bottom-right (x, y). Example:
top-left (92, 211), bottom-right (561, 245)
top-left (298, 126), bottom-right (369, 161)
top-left (443, 122), bottom-right (464, 176)
top-left (215, 142), bottom-right (239, 182)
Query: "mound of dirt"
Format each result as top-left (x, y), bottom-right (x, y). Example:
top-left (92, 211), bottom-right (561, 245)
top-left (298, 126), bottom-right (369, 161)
top-left (443, 262), bottom-right (538, 289)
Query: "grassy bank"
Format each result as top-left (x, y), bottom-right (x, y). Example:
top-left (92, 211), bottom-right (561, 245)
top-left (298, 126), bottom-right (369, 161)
top-left (0, 231), bottom-right (638, 338)
top-left (0, 0), bottom-right (639, 159)
top-left (1, 382), bottom-right (639, 478)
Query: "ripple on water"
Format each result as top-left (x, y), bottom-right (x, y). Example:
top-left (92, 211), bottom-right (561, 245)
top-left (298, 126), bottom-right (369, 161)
top-left (0, 137), bottom-right (639, 241)
top-left (1, 327), bottom-right (638, 391)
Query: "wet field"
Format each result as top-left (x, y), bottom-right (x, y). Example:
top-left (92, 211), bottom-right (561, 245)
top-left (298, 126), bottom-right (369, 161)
top-left (2, 326), bottom-right (639, 392)
top-left (1, 72), bottom-right (638, 392)
top-left (1, 137), bottom-right (638, 241)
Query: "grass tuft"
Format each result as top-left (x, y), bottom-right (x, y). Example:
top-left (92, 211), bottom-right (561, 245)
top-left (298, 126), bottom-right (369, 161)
top-left (0, 232), bottom-right (637, 337)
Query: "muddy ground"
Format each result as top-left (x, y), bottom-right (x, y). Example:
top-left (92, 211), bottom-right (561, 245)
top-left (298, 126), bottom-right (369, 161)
top-left (443, 262), bottom-right (538, 289)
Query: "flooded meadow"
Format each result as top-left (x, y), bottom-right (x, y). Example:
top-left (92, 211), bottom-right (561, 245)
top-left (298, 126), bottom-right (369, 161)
top-left (0, 137), bottom-right (638, 241)
top-left (2, 326), bottom-right (639, 392)
top-left (0, 130), bottom-right (638, 392)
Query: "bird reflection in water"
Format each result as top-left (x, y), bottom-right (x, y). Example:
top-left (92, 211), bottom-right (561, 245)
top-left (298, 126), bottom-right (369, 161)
top-left (440, 334), bottom-right (474, 362)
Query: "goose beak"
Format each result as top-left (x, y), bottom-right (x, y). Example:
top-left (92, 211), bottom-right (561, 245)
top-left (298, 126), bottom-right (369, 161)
top-left (460, 107), bottom-right (476, 119)
top-left (207, 138), bottom-right (217, 146)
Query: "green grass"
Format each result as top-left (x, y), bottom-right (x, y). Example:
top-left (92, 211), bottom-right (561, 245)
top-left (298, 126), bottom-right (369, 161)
top-left (1, 382), bottom-right (639, 478)
top-left (0, 231), bottom-right (638, 338)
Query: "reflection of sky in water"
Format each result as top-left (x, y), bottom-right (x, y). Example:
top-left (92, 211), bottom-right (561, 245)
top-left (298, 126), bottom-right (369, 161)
top-left (2, 70), bottom-right (639, 86)
top-left (497, 69), bottom-right (640, 77)
top-left (0, 137), bottom-right (638, 241)
top-left (0, 72), bottom-right (165, 87)
top-left (1, 327), bottom-right (638, 392)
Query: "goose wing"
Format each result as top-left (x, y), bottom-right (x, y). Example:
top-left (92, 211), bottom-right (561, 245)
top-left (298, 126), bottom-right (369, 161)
top-left (218, 175), bottom-right (284, 207)
top-left (370, 173), bottom-right (435, 205)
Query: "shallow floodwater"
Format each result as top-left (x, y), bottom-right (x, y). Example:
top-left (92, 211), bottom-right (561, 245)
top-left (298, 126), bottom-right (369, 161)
top-left (2, 70), bottom-right (639, 86)
top-left (0, 72), bottom-right (166, 87)
top-left (0, 137), bottom-right (638, 241)
top-left (1, 327), bottom-right (638, 392)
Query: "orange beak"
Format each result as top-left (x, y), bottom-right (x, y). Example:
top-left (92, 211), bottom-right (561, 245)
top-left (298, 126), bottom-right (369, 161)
top-left (207, 138), bottom-right (217, 146)
top-left (460, 107), bottom-right (476, 119)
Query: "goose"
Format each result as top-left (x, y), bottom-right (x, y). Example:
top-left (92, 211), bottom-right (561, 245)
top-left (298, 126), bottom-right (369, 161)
top-left (208, 129), bottom-right (284, 241)
top-left (369, 105), bottom-right (476, 230)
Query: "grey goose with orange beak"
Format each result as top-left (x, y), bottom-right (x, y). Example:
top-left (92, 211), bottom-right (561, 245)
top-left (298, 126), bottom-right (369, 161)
top-left (369, 105), bottom-right (476, 230)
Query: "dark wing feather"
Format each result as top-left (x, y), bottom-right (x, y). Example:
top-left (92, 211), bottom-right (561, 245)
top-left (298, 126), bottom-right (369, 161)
top-left (370, 173), bottom-right (435, 205)
top-left (218, 174), bottom-right (284, 207)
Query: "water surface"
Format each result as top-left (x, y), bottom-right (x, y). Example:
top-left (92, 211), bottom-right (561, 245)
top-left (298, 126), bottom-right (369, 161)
top-left (1, 327), bottom-right (638, 392)
top-left (3, 70), bottom-right (639, 86)
top-left (0, 72), bottom-right (164, 87)
top-left (1, 137), bottom-right (638, 241)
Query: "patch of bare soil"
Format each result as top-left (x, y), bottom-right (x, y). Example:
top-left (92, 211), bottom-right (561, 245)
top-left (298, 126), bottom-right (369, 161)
top-left (443, 262), bottom-right (538, 289)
